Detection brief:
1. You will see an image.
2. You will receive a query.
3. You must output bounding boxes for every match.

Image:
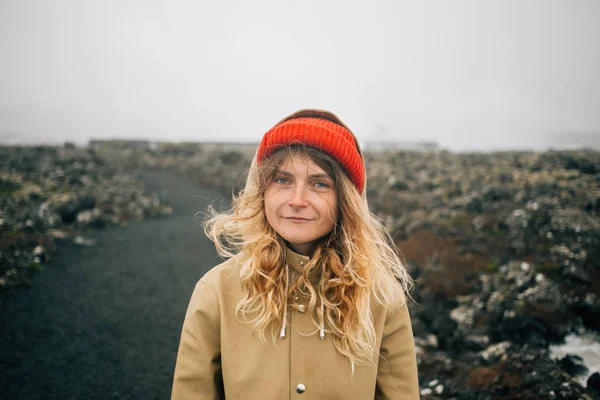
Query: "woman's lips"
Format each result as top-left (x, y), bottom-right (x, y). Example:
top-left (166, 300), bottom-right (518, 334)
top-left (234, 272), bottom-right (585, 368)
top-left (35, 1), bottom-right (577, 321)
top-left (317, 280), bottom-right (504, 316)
top-left (284, 217), bottom-right (313, 222)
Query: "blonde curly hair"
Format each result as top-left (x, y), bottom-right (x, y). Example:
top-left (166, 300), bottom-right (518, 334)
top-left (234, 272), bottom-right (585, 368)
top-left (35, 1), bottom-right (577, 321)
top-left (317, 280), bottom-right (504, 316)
top-left (204, 146), bottom-right (413, 372)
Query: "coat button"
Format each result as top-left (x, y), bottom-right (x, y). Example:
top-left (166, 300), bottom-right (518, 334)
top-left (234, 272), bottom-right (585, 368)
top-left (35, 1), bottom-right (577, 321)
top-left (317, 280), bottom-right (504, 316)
top-left (296, 383), bottom-right (306, 393)
top-left (298, 305), bottom-right (306, 314)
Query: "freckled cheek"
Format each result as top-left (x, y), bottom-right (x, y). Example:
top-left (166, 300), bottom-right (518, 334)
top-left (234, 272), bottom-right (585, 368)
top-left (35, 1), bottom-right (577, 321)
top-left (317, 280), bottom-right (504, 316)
top-left (316, 206), bottom-right (338, 224)
top-left (264, 201), bottom-right (278, 224)
top-left (264, 192), bottom-right (286, 213)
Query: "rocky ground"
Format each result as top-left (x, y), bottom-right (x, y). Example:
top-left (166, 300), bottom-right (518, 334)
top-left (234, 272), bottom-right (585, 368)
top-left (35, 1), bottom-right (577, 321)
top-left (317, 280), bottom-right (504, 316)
top-left (125, 143), bottom-right (600, 399)
top-left (367, 151), bottom-right (600, 398)
top-left (2, 142), bottom-right (599, 399)
top-left (0, 144), bottom-right (173, 294)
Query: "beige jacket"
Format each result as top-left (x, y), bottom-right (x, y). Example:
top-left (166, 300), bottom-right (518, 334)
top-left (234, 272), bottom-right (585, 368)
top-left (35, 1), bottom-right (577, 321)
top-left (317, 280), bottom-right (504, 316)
top-left (172, 109), bottom-right (419, 399)
top-left (172, 248), bottom-right (419, 399)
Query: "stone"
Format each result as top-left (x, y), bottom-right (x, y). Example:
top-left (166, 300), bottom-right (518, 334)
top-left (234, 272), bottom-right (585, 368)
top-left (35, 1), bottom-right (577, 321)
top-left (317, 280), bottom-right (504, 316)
top-left (587, 372), bottom-right (600, 393)
top-left (557, 354), bottom-right (588, 377)
top-left (74, 236), bottom-right (96, 247)
top-left (480, 341), bottom-right (511, 363)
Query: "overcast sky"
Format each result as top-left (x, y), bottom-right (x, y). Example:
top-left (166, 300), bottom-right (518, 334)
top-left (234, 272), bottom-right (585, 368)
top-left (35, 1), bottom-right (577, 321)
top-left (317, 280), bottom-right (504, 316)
top-left (1, 0), bottom-right (599, 151)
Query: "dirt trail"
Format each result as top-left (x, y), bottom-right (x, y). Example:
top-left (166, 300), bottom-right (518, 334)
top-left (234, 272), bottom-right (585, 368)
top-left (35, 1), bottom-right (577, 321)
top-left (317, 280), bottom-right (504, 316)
top-left (0, 169), bottom-right (227, 400)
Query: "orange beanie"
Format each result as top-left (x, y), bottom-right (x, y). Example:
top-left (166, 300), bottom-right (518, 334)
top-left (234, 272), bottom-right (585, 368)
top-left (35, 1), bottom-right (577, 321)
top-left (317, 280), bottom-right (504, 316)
top-left (257, 116), bottom-right (365, 193)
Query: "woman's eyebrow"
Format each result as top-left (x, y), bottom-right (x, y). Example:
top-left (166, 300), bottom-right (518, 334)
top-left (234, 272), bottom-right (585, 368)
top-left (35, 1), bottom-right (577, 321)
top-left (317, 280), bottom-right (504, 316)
top-left (274, 169), bottom-right (333, 180)
top-left (274, 169), bottom-right (293, 176)
top-left (308, 173), bottom-right (333, 180)
top-left (274, 169), bottom-right (331, 178)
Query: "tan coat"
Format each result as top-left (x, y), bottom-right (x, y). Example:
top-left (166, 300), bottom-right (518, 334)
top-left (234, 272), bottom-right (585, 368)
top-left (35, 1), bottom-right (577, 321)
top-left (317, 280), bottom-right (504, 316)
top-left (172, 248), bottom-right (419, 399)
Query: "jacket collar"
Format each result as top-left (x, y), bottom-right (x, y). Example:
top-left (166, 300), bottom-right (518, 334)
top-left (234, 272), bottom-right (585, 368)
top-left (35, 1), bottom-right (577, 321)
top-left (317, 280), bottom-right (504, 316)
top-left (285, 246), bottom-right (311, 273)
top-left (282, 246), bottom-right (325, 340)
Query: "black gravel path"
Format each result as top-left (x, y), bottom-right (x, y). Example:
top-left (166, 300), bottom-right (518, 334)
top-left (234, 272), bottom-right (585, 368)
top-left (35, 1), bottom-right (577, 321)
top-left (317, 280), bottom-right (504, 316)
top-left (0, 169), bottom-right (227, 400)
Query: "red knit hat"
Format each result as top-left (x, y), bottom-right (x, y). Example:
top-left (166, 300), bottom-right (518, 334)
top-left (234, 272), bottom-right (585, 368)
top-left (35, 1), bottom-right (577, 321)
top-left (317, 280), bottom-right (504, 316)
top-left (257, 110), bottom-right (365, 193)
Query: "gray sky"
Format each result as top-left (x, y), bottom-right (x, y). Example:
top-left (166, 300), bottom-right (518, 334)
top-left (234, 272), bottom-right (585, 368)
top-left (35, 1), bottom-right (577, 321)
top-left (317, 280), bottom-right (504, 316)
top-left (1, 0), bottom-right (599, 151)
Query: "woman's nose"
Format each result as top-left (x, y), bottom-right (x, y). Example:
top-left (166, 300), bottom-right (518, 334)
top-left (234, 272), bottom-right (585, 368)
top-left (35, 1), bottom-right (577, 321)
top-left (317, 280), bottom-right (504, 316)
top-left (288, 185), bottom-right (308, 207)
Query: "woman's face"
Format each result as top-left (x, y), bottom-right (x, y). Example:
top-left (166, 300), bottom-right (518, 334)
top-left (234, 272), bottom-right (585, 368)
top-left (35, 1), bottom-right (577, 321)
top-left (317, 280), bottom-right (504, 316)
top-left (264, 153), bottom-right (339, 256)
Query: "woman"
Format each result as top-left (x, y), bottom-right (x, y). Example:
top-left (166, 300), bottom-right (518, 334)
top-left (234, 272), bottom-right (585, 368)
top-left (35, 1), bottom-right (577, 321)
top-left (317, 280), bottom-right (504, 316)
top-left (172, 109), bottom-right (419, 399)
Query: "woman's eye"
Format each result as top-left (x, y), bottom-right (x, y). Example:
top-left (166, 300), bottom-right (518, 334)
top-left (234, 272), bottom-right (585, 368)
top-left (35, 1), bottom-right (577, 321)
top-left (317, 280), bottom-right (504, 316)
top-left (314, 181), bottom-right (330, 189)
top-left (275, 177), bottom-right (290, 185)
